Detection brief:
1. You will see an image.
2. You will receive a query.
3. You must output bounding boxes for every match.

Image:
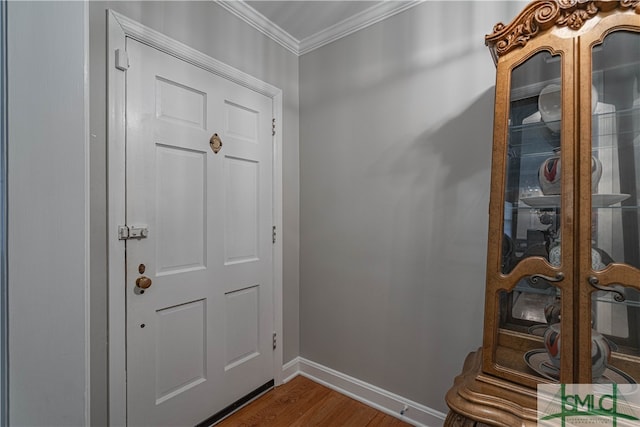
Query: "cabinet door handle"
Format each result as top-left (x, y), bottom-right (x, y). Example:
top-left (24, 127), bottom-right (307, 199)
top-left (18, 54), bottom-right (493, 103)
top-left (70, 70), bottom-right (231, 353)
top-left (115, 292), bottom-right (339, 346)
top-left (588, 276), bottom-right (625, 302)
top-left (530, 272), bottom-right (564, 285)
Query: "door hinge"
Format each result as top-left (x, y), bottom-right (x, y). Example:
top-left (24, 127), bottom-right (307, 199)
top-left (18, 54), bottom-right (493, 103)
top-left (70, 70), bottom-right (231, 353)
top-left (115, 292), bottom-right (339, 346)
top-left (272, 332), bottom-right (277, 350)
top-left (272, 118), bottom-right (276, 136)
top-left (272, 225), bottom-right (277, 244)
top-left (115, 48), bottom-right (130, 71)
top-left (118, 225), bottom-right (149, 240)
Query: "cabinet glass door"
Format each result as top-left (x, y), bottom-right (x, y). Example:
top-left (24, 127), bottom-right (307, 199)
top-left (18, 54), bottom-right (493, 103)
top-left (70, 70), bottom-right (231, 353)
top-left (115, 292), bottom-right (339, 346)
top-left (495, 49), bottom-right (567, 382)
top-left (589, 29), bottom-right (640, 384)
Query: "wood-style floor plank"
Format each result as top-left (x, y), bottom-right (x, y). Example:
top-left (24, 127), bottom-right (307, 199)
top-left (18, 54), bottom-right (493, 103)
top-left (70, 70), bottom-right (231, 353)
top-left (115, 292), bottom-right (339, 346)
top-left (366, 413), bottom-right (414, 426)
top-left (216, 376), bottom-right (331, 426)
top-left (215, 376), bottom-right (413, 427)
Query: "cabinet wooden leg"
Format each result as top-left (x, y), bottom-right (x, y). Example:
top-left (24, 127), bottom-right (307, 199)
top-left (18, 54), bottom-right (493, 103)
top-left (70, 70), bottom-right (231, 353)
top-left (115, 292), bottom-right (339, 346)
top-left (444, 411), bottom-right (479, 427)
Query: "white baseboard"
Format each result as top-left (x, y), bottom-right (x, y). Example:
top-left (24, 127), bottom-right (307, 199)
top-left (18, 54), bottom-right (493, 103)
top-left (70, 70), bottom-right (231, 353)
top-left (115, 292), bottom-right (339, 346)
top-left (281, 357), bottom-right (447, 427)
top-left (281, 357), bottom-right (300, 384)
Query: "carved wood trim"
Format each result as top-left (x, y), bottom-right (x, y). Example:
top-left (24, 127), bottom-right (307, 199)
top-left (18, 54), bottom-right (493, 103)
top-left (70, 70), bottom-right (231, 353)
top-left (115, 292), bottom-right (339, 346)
top-left (486, 0), bottom-right (640, 62)
top-left (446, 350), bottom-right (539, 427)
top-left (444, 411), bottom-right (480, 427)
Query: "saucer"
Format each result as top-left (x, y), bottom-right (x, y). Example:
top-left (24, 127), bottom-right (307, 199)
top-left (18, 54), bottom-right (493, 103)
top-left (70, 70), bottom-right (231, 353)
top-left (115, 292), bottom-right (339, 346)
top-left (528, 324), bottom-right (548, 337)
top-left (524, 349), bottom-right (636, 383)
top-left (521, 193), bottom-right (630, 208)
top-left (527, 326), bottom-right (619, 351)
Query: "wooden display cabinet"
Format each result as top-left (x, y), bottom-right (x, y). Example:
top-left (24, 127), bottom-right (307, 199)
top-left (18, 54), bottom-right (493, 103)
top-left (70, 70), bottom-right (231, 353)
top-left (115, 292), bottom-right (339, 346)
top-left (445, 2), bottom-right (640, 425)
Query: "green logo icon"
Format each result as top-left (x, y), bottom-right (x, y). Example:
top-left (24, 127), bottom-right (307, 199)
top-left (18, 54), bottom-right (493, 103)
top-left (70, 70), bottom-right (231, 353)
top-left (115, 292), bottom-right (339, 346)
top-left (538, 384), bottom-right (640, 426)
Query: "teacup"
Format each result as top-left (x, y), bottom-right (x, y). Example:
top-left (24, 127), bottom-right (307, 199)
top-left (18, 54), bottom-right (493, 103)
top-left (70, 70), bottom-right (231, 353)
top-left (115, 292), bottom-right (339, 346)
top-left (543, 323), bottom-right (611, 379)
top-left (538, 150), bottom-right (602, 196)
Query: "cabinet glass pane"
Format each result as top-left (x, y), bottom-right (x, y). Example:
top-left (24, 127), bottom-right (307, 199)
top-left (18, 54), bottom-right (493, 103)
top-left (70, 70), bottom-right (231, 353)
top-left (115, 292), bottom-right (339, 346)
top-left (502, 51), bottom-right (561, 274)
top-left (497, 286), bottom-right (562, 382)
top-left (496, 51), bottom-right (564, 381)
top-left (591, 30), bottom-right (640, 384)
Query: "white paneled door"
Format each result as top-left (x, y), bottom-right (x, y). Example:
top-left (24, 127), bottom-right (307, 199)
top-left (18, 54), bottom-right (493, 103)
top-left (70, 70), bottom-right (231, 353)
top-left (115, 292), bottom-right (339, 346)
top-left (125, 39), bottom-right (274, 427)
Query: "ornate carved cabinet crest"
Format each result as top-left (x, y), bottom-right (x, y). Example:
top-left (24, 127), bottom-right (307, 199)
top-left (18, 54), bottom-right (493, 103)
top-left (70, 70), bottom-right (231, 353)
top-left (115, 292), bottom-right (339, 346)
top-left (485, 0), bottom-right (640, 62)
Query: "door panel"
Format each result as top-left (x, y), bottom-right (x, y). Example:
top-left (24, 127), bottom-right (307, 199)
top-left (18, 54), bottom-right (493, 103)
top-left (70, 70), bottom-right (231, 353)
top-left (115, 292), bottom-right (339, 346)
top-left (155, 76), bottom-right (207, 129)
top-left (224, 156), bottom-right (260, 264)
top-left (225, 100), bottom-right (259, 142)
top-left (224, 285), bottom-right (260, 370)
top-left (155, 299), bottom-right (207, 404)
top-left (155, 145), bottom-right (207, 274)
top-left (126, 38), bottom-right (273, 427)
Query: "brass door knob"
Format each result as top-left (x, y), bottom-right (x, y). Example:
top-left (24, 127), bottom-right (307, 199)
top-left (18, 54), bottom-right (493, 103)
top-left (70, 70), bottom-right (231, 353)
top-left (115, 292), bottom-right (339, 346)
top-left (136, 276), bottom-right (152, 289)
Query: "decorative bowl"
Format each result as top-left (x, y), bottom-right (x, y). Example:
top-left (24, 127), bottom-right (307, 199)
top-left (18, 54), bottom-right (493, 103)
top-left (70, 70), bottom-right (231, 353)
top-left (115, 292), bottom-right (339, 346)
top-left (538, 84), bottom-right (598, 133)
top-left (539, 84), bottom-right (562, 132)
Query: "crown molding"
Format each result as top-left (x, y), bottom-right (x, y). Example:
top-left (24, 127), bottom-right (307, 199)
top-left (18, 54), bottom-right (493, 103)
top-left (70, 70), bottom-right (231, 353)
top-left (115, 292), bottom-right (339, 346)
top-left (215, 1), bottom-right (424, 56)
top-left (215, 1), bottom-right (300, 55)
top-left (299, 1), bottom-right (423, 55)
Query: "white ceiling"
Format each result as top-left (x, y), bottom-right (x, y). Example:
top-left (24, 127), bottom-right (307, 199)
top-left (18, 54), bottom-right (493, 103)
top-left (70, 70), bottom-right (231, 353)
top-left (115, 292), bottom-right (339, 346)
top-left (217, 0), bottom-right (422, 55)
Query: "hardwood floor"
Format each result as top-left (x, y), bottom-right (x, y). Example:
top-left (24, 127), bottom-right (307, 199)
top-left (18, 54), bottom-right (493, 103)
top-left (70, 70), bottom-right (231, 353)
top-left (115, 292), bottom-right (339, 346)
top-left (215, 375), bottom-right (413, 426)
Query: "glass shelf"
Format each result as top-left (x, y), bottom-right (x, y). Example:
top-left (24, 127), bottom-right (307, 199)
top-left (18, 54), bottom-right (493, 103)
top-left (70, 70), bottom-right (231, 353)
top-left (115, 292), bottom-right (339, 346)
top-left (594, 295), bottom-right (640, 309)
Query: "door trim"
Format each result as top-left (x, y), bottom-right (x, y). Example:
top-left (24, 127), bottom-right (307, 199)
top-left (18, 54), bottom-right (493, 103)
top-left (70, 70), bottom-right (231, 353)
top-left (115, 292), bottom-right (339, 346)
top-left (107, 10), bottom-right (284, 426)
top-left (0, 1), bottom-right (7, 424)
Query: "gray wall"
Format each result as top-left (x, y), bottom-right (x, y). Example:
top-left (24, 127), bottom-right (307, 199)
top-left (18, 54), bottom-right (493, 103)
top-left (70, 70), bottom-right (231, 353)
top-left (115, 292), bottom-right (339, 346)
top-left (299, 1), bottom-right (523, 414)
top-left (6, 1), bottom-right (529, 424)
top-left (8, 2), bottom-right (89, 425)
top-left (89, 2), bottom-right (300, 424)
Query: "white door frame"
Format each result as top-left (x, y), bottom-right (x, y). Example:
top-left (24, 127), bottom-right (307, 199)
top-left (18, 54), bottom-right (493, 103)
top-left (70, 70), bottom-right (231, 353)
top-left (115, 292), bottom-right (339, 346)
top-left (107, 10), bottom-right (284, 426)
